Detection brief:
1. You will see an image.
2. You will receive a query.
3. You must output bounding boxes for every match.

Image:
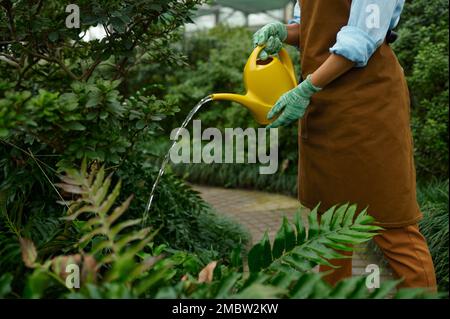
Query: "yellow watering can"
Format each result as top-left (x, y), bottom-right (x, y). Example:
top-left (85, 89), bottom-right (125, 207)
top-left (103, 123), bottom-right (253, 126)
top-left (211, 45), bottom-right (298, 125)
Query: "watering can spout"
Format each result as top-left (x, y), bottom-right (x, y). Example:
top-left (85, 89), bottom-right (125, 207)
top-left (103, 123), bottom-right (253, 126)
top-left (211, 93), bottom-right (249, 106)
top-left (211, 93), bottom-right (270, 125)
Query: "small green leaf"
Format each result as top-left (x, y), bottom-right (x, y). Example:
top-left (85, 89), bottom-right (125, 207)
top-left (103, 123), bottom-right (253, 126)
top-left (294, 210), bottom-right (306, 244)
top-left (65, 122), bottom-right (86, 131)
top-left (247, 243), bottom-right (262, 273)
top-left (135, 119), bottom-right (146, 129)
top-left (48, 31), bottom-right (59, 42)
top-left (307, 205), bottom-right (319, 239)
top-left (290, 273), bottom-right (324, 299)
top-left (0, 128), bottom-right (9, 137)
top-left (214, 273), bottom-right (241, 298)
top-left (0, 273), bottom-right (13, 298)
top-left (261, 232), bottom-right (272, 268)
top-left (342, 204), bottom-right (357, 227)
top-left (284, 217), bottom-right (296, 252)
top-left (320, 205), bottom-right (336, 232)
top-left (272, 225), bottom-right (285, 259)
top-left (331, 203), bottom-right (349, 230)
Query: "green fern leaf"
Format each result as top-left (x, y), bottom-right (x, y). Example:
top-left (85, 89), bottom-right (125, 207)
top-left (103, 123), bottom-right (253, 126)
top-left (307, 206), bottom-right (319, 239)
top-left (330, 203), bottom-right (348, 230)
top-left (342, 204), bottom-right (357, 227)
top-left (293, 209), bottom-right (306, 244)
top-left (290, 273), bottom-right (324, 298)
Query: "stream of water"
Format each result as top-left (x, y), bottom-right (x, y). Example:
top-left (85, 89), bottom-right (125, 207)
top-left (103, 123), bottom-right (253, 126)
top-left (142, 95), bottom-right (213, 223)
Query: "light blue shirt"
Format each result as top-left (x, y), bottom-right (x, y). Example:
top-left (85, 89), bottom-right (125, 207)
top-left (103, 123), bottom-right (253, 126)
top-left (291, 0), bottom-right (405, 67)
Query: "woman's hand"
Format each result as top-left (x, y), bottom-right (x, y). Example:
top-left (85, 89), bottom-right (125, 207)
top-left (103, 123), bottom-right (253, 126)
top-left (252, 22), bottom-right (287, 60)
top-left (266, 75), bottom-right (322, 129)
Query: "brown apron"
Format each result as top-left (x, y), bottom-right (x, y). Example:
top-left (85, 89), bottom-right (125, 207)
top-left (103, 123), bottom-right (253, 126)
top-left (298, 0), bottom-right (422, 228)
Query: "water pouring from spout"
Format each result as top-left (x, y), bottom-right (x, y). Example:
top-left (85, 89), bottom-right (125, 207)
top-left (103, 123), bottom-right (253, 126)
top-left (142, 95), bottom-right (213, 223)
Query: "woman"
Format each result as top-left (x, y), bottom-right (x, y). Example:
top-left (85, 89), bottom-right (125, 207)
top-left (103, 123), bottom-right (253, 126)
top-left (254, 0), bottom-right (437, 290)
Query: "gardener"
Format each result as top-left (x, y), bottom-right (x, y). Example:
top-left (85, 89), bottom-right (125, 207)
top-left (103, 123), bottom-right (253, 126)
top-left (253, 0), bottom-right (437, 290)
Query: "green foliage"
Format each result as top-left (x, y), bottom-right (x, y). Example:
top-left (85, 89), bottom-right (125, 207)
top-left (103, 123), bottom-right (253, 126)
top-left (0, 0), bottom-right (250, 295)
top-left (394, 0), bottom-right (449, 177)
top-left (20, 163), bottom-right (176, 298)
top-left (418, 179), bottom-right (449, 292)
top-left (0, 81), bottom-right (176, 168)
top-left (247, 204), bottom-right (381, 273)
top-left (116, 154), bottom-right (250, 259)
top-left (173, 161), bottom-right (297, 196)
top-left (161, 202), bottom-right (437, 299)
top-left (3, 165), bottom-right (437, 299)
top-left (0, 273), bottom-right (13, 298)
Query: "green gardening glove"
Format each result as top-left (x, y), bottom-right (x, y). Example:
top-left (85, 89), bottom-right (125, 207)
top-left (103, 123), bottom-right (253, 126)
top-left (252, 22), bottom-right (288, 60)
top-left (266, 75), bottom-right (322, 129)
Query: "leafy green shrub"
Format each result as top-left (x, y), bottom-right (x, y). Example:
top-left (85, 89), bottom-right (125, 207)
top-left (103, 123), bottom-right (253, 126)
top-left (173, 162), bottom-right (298, 196)
top-left (418, 179), bottom-right (449, 292)
top-left (0, 0), bottom-right (250, 277)
top-left (394, 0), bottom-right (449, 178)
top-left (117, 155), bottom-right (250, 259)
top-left (408, 44), bottom-right (449, 177)
top-left (1, 165), bottom-right (437, 299)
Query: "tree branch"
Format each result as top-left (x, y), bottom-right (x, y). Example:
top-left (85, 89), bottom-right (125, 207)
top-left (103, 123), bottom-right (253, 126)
top-left (0, 53), bottom-right (19, 67)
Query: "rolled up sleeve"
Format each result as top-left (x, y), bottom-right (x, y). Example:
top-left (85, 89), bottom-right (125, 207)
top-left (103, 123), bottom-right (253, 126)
top-left (289, 2), bottom-right (301, 24)
top-left (330, 0), bottom-right (403, 67)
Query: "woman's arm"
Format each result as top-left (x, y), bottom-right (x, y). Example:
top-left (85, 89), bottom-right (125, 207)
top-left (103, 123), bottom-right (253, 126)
top-left (285, 24), bottom-right (300, 47)
top-left (309, 0), bottom-right (403, 88)
top-left (310, 53), bottom-right (355, 88)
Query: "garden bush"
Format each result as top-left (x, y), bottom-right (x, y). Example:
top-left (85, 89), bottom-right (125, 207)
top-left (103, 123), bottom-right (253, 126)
top-left (0, 0), bottom-right (248, 274)
top-left (394, 0), bottom-right (449, 178)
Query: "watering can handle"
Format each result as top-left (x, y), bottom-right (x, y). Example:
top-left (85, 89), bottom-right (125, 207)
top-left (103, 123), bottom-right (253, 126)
top-left (250, 45), bottom-right (266, 67)
top-left (249, 46), bottom-right (298, 86)
top-left (278, 48), bottom-right (298, 86)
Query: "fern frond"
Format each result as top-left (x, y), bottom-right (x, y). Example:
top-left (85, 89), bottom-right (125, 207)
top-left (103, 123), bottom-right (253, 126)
top-left (55, 164), bottom-right (154, 270)
top-left (248, 204), bottom-right (382, 273)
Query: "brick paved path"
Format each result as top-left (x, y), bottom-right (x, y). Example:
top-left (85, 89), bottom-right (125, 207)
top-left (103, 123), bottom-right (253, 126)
top-left (193, 185), bottom-right (393, 281)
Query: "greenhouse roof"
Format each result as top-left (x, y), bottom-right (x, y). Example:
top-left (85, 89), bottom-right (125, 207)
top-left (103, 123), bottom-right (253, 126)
top-left (202, 0), bottom-right (293, 14)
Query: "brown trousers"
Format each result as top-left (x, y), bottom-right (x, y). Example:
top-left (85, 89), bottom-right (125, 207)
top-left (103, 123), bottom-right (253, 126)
top-left (320, 224), bottom-right (437, 291)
